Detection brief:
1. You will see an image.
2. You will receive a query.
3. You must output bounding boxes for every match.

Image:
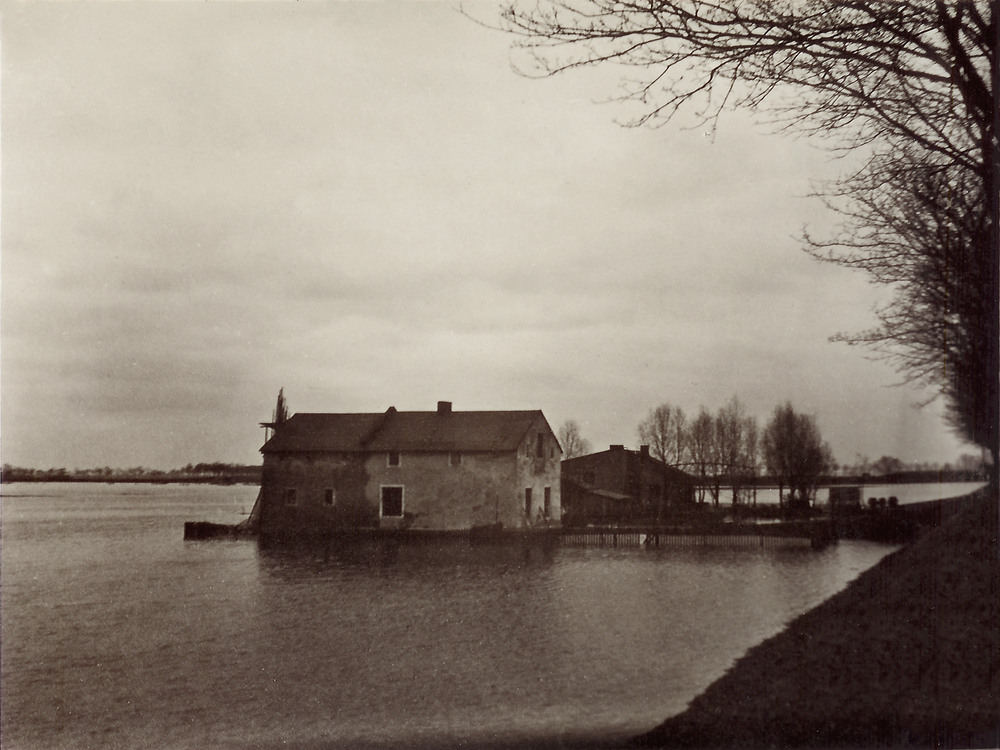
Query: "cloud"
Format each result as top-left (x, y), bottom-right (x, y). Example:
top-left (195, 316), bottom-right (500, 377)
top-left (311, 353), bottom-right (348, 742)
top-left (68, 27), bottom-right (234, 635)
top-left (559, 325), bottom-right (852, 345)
top-left (0, 1), bottom-right (972, 469)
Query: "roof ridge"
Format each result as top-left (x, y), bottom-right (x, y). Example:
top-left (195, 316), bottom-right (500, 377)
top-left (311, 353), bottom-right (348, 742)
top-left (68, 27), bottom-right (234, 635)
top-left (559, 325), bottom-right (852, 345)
top-left (262, 409), bottom-right (551, 455)
top-left (292, 409), bottom-right (542, 415)
top-left (359, 406), bottom-right (397, 447)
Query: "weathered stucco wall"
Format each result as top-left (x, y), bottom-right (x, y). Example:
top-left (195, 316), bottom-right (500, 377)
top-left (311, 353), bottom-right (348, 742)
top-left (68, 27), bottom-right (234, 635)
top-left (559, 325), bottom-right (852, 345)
top-left (260, 412), bottom-right (563, 535)
top-left (260, 453), bottom-right (373, 539)
top-left (514, 414), bottom-right (562, 528)
top-left (364, 451), bottom-right (522, 530)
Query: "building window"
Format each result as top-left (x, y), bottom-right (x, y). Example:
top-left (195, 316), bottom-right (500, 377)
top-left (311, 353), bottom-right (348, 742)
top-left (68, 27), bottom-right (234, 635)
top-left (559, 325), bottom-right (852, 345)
top-left (544, 487), bottom-right (551, 518)
top-left (450, 451), bottom-right (462, 466)
top-left (381, 486), bottom-right (404, 517)
top-left (388, 451), bottom-right (400, 467)
top-left (324, 488), bottom-right (335, 506)
top-left (525, 488), bottom-right (533, 515)
top-left (536, 433), bottom-right (544, 458)
top-left (285, 488), bottom-right (297, 506)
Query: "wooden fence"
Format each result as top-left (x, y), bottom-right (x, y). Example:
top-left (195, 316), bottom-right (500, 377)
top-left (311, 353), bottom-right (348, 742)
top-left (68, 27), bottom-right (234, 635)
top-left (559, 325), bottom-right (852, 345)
top-left (559, 528), bottom-right (817, 549)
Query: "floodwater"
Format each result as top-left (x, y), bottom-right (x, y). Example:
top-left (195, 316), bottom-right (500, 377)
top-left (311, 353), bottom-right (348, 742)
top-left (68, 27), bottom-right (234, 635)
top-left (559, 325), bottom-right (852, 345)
top-left (2, 483), bottom-right (903, 750)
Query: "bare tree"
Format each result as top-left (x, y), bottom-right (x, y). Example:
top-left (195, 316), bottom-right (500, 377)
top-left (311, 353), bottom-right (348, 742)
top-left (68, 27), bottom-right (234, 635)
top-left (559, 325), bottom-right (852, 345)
top-left (715, 396), bottom-right (748, 507)
top-left (762, 402), bottom-right (834, 511)
top-left (871, 455), bottom-right (906, 476)
top-left (744, 413), bottom-right (761, 506)
top-left (558, 419), bottom-right (592, 459)
top-left (496, 1), bottom-right (998, 478)
top-left (638, 403), bottom-right (687, 466)
top-left (712, 397), bottom-right (761, 508)
top-left (687, 407), bottom-right (715, 505)
top-left (807, 143), bottom-right (995, 472)
top-left (638, 403), bottom-right (689, 518)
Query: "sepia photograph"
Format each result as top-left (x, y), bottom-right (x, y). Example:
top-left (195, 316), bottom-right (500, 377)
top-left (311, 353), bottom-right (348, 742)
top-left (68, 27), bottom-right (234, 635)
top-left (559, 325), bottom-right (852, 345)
top-left (1, 1), bottom-right (997, 748)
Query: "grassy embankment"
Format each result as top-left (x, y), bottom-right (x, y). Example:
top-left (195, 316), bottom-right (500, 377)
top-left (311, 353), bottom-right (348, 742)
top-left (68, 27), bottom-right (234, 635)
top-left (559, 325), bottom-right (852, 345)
top-left (634, 485), bottom-right (999, 749)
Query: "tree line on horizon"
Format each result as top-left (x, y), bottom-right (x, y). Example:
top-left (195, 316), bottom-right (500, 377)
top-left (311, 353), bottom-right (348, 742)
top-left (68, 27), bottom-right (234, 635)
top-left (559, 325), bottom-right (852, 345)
top-left (558, 398), bottom-right (991, 509)
top-left (564, 398), bottom-right (832, 509)
top-left (2, 437), bottom-right (988, 491)
top-left (1, 463), bottom-right (262, 485)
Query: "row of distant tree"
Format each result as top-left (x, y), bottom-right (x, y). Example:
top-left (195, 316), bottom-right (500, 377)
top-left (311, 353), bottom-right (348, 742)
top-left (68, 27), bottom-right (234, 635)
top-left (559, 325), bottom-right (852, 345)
top-left (1, 463), bottom-right (263, 485)
top-left (5, 429), bottom-right (988, 494)
top-left (558, 398), bottom-right (991, 509)
top-left (836, 453), bottom-right (989, 478)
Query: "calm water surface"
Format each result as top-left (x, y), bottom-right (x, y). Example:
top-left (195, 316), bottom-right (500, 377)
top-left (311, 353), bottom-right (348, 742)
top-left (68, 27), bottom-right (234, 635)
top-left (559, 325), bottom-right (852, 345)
top-left (2, 483), bottom-right (901, 750)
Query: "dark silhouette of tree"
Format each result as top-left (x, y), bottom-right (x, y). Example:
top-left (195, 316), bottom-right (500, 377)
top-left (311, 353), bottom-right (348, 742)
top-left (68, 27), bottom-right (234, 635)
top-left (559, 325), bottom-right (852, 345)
top-left (871, 455), bottom-right (906, 476)
top-left (688, 407), bottom-right (715, 504)
top-left (496, 1), bottom-right (998, 478)
top-left (807, 141), bottom-right (995, 474)
top-left (558, 419), bottom-right (592, 459)
top-left (762, 402), bottom-right (834, 510)
top-left (638, 403), bottom-right (687, 466)
top-left (639, 403), bottom-right (689, 518)
top-left (715, 396), bottom-right (758, 507)
top-left (744, 415), bottom-right (761, 506)
top-left (956, 451), bottom-right (989, 473)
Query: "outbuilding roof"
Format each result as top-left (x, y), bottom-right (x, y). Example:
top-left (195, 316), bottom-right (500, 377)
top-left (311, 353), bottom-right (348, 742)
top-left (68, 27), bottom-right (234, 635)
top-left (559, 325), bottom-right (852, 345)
top-left (562, 476), bottom-right (632, 502)
top-left (562, 446), bottom-right (696, 484)
top-left (260, 408), bottom-right (553, 454)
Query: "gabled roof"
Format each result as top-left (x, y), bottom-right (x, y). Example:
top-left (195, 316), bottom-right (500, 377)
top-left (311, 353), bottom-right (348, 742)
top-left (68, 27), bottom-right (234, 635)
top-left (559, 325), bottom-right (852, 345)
top-left (562, 476), bottom-right (632, 501)
top-left (562, 447), bottom-right (696, 483)
top-left (261, 408), bottom-right (551, 454)
top-left (260, 413), bottom-right (383, 453)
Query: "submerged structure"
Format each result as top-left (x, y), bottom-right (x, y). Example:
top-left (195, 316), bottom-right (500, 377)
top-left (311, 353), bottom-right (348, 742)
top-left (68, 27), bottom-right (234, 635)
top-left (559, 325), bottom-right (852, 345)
top-left (257, 398), bottom-right (561, 540)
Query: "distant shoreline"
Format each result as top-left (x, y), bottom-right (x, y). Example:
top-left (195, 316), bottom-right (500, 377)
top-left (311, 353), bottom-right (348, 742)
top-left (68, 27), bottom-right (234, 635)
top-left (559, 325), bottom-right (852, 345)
top-left (0, 476), bottom-right (987, 492)
top-left (0, 477), bottom-right (260, 486)
top-left (0, 469), bottom-right (986, 487)
top-left (1, 464), bottom-right (262, 486)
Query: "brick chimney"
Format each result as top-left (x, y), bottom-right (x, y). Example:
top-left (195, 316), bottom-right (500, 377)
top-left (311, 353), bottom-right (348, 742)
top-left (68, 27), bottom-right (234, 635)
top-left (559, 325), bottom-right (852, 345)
top-left (610, 444), bottom-right (624, 451)
top-left (640, 445), bottom-right (650, 457)
top-left (437, 401), bottom-right (452, 414)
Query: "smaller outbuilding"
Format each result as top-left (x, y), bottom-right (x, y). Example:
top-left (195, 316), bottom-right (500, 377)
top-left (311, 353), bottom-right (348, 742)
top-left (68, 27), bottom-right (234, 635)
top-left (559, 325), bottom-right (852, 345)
top-left (561, 444), bottom-right (695, 526)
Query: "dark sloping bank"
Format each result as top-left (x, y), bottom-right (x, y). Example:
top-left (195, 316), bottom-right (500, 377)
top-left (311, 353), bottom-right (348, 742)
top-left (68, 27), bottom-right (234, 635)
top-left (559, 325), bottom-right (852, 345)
top-left (634, 487), bottom-right (999, 749)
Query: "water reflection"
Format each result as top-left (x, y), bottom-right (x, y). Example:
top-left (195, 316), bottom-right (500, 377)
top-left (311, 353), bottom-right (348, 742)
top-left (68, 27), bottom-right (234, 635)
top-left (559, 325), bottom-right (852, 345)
top-left (257, 535), bottom-right (560, 579)
top-left (246, 535), bottom-right (898, 746)
top-left (2, 487), bottom-right (900, 750)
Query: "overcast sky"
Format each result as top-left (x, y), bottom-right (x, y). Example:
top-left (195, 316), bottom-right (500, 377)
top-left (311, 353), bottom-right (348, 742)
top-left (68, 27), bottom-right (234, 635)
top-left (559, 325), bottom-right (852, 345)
top-left (1, 0), bottom-right (975, 471)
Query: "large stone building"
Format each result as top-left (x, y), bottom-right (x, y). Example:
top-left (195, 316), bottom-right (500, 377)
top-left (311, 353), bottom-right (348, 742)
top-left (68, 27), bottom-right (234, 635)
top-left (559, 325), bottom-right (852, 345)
top-left (258, 401), bottom-right (561, 539)
top-left (560, 444), bottom-right (695, 526)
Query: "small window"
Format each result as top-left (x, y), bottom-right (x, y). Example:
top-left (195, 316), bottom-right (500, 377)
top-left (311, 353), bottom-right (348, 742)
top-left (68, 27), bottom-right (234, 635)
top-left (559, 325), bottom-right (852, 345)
top-left (324, 488), bottom-right (335, 506)
top-left (536, 434), bottom-right (544, 458)
top-left (450, 451), bottom-right (462, 466)
top-left (285, 488), bottom-right (297, 506)
top-left (388, 451), bottom-right (400, 467)
top-left (543, 487), bottom-right (551, 518)
top-left (381, 486), bottom-right (404, 517)
top-left (525, 488), bottom-right (533, 515)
